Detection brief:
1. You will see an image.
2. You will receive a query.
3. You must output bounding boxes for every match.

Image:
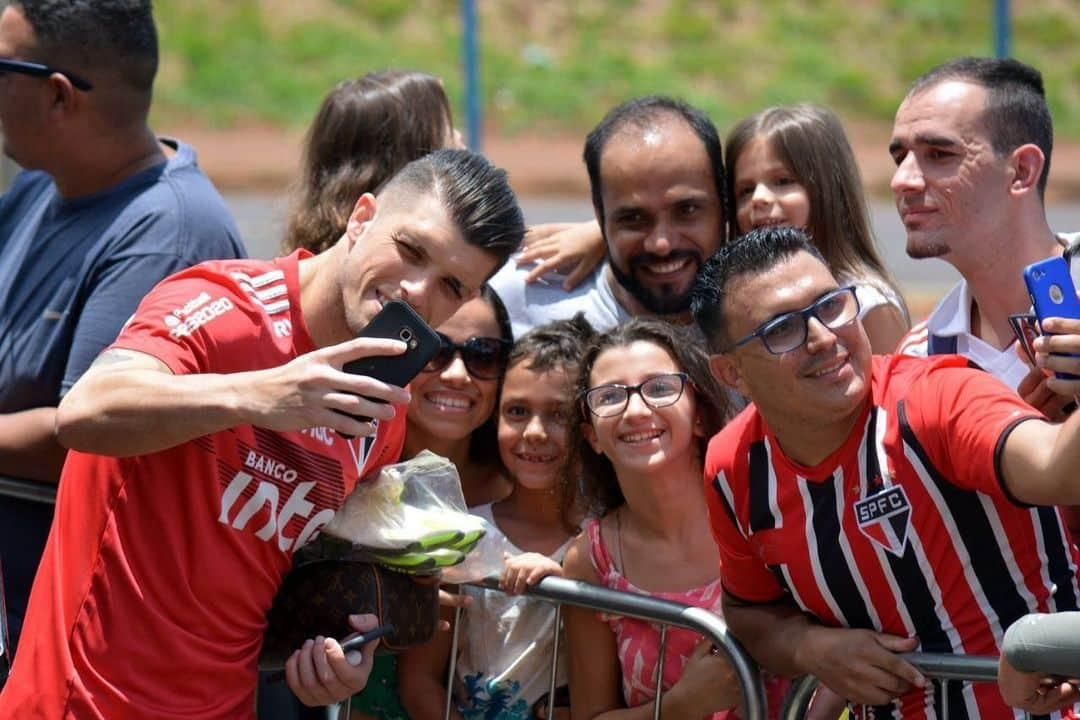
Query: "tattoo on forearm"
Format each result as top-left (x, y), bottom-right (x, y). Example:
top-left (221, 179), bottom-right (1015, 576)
top-left (90, 349), bottom-right (143, 369)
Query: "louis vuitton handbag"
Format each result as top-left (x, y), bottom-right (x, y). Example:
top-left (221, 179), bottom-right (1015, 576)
top-left (258, 534), bottom-right (440, 670)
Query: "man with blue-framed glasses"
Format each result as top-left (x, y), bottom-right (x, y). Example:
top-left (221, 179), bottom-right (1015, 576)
top-left (692, 226), bottom-right (1080, 718)
top-left (0, 0), bottom-right (244, 671)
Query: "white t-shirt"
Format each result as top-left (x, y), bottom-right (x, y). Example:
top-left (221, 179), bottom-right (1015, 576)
top-left (489, 258), bottom-right (630, 340)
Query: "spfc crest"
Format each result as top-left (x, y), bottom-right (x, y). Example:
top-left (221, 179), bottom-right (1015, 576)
top-left (854, 485), bottom-right (911, 557)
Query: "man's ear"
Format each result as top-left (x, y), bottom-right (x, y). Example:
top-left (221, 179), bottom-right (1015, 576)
top-left (1008, 144), bottom-right (1045, 198)
top-left (709, 353), bottom-right (747, 396)
top-left (344, 193), bottom-right (378, 250)
top-left (45, 73), bottom-right (79, 120)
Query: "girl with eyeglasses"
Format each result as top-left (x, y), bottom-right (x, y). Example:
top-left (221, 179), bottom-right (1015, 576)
top-left (400, 315), bottom-right (595, 720)
top-left (726, 103), bottom-right (910, 355)
top-left (557, 318), bottom-right (786, 719)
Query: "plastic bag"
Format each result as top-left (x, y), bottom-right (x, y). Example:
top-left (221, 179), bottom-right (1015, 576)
top-left (322, 451), bottom-right (486, 574)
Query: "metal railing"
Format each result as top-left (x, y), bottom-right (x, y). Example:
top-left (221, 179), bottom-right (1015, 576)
top-left (778, 653), bottom-right (1023, 720)
top-left (0, 475), bottom-right (57, 505)
top-left (432, 575), bottom-right (767, 720)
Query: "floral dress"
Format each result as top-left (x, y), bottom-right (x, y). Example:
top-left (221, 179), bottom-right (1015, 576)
top-left (586, 518), bottom-right (785, 719)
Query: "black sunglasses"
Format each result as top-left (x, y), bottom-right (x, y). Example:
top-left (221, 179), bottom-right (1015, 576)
top-left (0, 58), bottom-right (93, 91)
top-left (422, 333), bottom-right (510, 380)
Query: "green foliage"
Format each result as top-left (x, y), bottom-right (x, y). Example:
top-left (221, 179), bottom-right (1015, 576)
top-left (151, 0), bottom-right (1080, 138)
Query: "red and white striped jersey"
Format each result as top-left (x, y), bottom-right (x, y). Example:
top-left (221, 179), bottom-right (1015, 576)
top-left (706, 354), bottom-right (1080, 720)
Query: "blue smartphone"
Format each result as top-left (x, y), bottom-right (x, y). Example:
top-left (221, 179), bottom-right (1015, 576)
top-left (1023, 256), bottom-right (1080, 380)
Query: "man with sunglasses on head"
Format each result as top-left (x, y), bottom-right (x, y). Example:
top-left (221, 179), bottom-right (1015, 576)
top-left (0, 0), bottom-right (245, 655)
top-left (693, 226), bottom-right (1080, 718)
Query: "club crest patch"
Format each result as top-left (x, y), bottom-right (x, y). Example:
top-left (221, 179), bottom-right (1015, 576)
top-left (854, 485), bottom-right (911, 557)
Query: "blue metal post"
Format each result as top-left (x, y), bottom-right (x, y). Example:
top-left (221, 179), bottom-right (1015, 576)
top-left (994, 0), bottom-right (1011, 58)
top-left (460, 0), bottom-right (482, 151)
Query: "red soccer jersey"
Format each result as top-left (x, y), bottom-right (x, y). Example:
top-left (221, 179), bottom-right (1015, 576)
top-left (1, 252), bottom-right (406, 719)
top-left (705, 354), bottom-right (1080, 720)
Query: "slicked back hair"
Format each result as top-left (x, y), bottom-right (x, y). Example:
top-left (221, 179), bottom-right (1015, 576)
top-left (565, 317), bottom-right (734, 525)
top-left (692, 226), bottom-right (826, 353)
top-left (15, 0), bottom-right (157, 97)
top-left (910, 56), bottom-right (1053, 198)
top-left (379, 149), bottom-right (525, 270)
top-left (583, 96), bottom-right (726, 240)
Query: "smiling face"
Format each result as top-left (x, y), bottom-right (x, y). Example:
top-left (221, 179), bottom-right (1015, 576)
top-left (339, 191), bottom-right (498, 335)
top-left (406, 295), bottom-right (503, 445)
top-left (599, 115), bottom-right (723, 316)
top-left (733, 135), bottom-right (811, 235)
top-left (889, 80), bottom-right (1011, 263)
top-left (497, 362), bottom-right (573, 491)
top-left (710, 251), bottom-right (871, 450)
top-left (583, 340), bottom-right (703, 478)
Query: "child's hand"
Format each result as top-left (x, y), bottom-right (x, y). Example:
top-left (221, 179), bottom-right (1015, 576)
top-left (500, 552), bottom-right (563, 595)
top-left (517, 221), bottom-right (604, 290)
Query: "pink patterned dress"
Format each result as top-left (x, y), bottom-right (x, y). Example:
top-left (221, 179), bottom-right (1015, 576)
top-left (586, 518), bottom-right (785, 719)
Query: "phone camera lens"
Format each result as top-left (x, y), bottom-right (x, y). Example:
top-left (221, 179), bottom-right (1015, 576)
top-left (399, 328), bottom-right (414, 342)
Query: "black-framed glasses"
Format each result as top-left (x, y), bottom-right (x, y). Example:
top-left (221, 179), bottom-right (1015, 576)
top-left (721, 286), bottom-right (860, 355)
top-left (583, 372), bottom-right (690, 418)
top-left (422, 333), bottom-right (510, 380)
top-left (0, 58), bottom-right (93, 91)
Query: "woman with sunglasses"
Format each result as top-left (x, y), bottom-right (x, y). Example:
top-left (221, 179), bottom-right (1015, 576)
top-left (558, 318), bottom-right (786, 719)
top-left (404, 285), bottom-right (515, 507)
top-left (401, 315), bottom-right (594, 720)
top-left (348, 286), bottom-right (513, 720)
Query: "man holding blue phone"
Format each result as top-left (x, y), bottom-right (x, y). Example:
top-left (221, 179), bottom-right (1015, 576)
top-left (892, 57), bottom-right (1079, 407)
top-left (0, 149), bottom-right (525, 719)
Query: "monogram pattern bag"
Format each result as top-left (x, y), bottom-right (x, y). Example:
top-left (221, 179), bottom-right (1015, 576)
top-left (259, 535), bottom-right (439, 670)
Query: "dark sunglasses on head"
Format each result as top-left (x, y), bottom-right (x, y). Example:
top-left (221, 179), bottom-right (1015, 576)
top-left (0, 58), bottom-right (93, 91)
top-left (422, 333), bottom-right (510, 380)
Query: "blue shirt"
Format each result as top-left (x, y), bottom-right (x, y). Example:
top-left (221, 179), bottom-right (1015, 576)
top-left (0, 138), bottom-right (247, 412)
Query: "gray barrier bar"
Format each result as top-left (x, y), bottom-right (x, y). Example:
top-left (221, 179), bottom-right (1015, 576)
top-left (779, 653), bottom-right (1015, 720)
top-left (458, 575), bottom-right (767, 719)
top-left (0, 476), bottom-right (56, 505)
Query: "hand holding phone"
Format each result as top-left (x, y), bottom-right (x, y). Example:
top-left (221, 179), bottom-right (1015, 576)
top-left (1023, 256), bottom-right (1080, 380)
top-left (338, 300), bottom-right (442, 435)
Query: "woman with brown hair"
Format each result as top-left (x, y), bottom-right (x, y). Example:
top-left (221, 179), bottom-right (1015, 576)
top-left (283, 69), bottom-right (462, 255)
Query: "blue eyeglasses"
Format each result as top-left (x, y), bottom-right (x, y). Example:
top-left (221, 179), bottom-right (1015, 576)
top-left (721, 286), bottom-right (860, 355)
top-left (0, 58), bottom-right (93, 91)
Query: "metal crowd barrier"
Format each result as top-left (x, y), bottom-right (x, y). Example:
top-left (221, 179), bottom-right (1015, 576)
top-left (0, 475), bottom-right (56, 505)
top-left (778, 653), bottom-right (1023, 720)
top-left (430, 575), bottom-right (768, 720)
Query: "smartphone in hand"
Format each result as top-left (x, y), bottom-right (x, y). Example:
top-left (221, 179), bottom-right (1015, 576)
top-left (1023, 256), bottom-right (1080, 380)
top-left (338, 300), bottom-right (442, 432)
